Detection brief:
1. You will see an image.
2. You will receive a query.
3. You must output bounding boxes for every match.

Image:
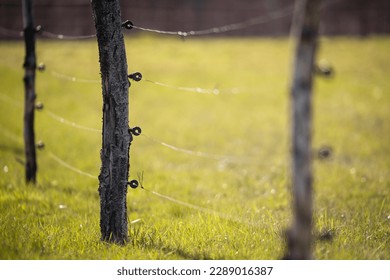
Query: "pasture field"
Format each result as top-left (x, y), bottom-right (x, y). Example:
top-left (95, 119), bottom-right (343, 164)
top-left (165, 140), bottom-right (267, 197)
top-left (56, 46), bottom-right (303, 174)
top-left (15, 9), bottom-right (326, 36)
top-left (0, 36), bottom-right (389, 259)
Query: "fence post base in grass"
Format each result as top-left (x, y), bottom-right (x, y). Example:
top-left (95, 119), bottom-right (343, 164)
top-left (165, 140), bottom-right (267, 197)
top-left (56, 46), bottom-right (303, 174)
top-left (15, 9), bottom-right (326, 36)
top-left (22, 0), bottom-right (37, 184)
top-left (284, 0), bottom-right (321, 260)
top-left (91, 0), bottom-right (131, 244)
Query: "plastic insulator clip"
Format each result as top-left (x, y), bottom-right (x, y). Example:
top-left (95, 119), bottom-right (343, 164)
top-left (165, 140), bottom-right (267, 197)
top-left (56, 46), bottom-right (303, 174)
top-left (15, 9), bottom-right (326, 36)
top-left (37, 63), bottom-right (46, 72)
top-left (128, 72), bottom-right (142, 82)
top-left (314, 64), bottom-right (334, 78)
top-left (35, 102), bottom-right (44, 111)
top-left (122, 20), bottom-right (134, 30)
top-left (129, 126), bottom-right (142, 136)
top-left (35, 25), bottom-right (43, 34)
top-left (36, 140), bottom-right (45, 150)
top-left (127, 180), bottom-right (139, 189)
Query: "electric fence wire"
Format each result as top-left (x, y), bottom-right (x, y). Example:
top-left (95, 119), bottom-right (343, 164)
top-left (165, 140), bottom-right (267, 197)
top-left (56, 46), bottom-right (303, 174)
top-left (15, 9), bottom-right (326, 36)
top-left (45, 107), bottom-right (256, 163)
top-left (0, 0), bottom-right (347, 41)
top-left (140, 185), bottom-right (258, 226)
top-left (0, 121), bottom-right (271, 229)
top-left (47, 151), bottom-right (97, 179)
top-left (1, 138), bottom-right (257, 226)
top-left (50, 71), bottom-right (100, 83)
top-left (49, 143), bottom-right (263, 226)
top-left (40, 30), bottom-right (96, 40)
top-left (0, 124), bottom-right (23, 145)
top-left (0, 26), bottom-right (22, 38)
top-left (129, 5), bottom-right (294, 37)
top-left (126, 0), bottom-right (345, 37)
top-left (141, 134), bottom-right (254, 163)
top-left (45, 110), bottom-right (101, 133)
top-left (0, 4), bottom-right (293, 39)
top-left (48, 70), bottom-right (243, 95)
top-left (0, 93), bottom-right (261, 164)
top-left (143, 79), bottom-right (241, 95)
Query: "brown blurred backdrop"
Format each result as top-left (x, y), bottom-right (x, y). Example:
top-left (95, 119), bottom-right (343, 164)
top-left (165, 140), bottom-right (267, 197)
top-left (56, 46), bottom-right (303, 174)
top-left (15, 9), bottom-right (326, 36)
top-left (0, 0), bottom-right (389, 39)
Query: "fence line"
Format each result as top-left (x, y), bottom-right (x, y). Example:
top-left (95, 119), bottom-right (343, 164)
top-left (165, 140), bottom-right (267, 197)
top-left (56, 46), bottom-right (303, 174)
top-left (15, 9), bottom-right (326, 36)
top-left (0, 93), bottom-right (23, 108)
top-left (128, 5), bottom-right (294, 37)
top-left (129, 0), bottom-right (345, 37)
top-left (0, 124), bottom-right (23, 145)
top-left (0, 120), bottom-right (261, 228)
top-left (141, 185), bottom-right (258, 226)
top-left (47, 151), bottom-right (97, 179)
top-left (33, 145), bottom-right (259, 226)
top-left (0, 0), bottom-right (346, 41)
top-left (49, 70), bottom-right (244, 95)
top-left (0, 92), bottom-right (262, 165)
top-left (0, 4), bottom-right (293, 40)
top-left (45, 110), bottom-right (101, 133)
top-left (50, 71), bottom-right (100, 83)
top-left (144, 79), bottom-right (241, 95)
top-left (141, 134), bottom-right (254, 163)
top-left (0, 26), bottom-right (23, 38)
top-left (40, 31), bottom-right (96, 40)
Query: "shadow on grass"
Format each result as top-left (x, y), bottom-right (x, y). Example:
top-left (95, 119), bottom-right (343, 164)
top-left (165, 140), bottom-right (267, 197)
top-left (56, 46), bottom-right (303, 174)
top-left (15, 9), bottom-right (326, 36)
top-left (129, 225), bottom-right (214, 260)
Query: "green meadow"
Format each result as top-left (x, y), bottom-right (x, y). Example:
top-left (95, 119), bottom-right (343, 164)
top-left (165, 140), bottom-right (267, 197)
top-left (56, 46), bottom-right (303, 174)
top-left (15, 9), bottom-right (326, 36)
top-left (0, 35), bottom-right (389, 259)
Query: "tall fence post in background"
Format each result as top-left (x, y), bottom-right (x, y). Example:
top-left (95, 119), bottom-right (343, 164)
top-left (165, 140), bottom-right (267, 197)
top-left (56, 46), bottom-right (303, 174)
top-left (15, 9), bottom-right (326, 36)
top-left (22, 0), bottom-right (37, 184)
top-left (284, 0), bottom-right (321, 259)
top-left (91, 0), bottom-right (132, 244)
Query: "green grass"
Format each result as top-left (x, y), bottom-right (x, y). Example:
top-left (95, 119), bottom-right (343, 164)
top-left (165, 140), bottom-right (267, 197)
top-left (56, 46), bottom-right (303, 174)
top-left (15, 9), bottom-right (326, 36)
top-left (0, 35), bottom-right (389, 259)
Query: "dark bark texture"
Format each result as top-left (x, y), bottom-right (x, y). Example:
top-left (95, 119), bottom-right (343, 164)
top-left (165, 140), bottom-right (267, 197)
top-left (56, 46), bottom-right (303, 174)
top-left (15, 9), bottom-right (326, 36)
top-left (91, 0), bottom-right (131, 244)
top-left (285, 0), bottom-right (321, 260)
top-left (22, 0), bottom-right (37, 184)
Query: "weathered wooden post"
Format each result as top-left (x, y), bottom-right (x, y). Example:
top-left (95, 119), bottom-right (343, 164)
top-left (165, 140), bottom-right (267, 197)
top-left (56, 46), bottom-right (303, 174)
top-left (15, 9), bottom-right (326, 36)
top-left (91, 0), bottom-right (132, 244)
top-left (284, 0), bottom-right (321, 259)
top-left (22, 0), bottom-right (37, 184)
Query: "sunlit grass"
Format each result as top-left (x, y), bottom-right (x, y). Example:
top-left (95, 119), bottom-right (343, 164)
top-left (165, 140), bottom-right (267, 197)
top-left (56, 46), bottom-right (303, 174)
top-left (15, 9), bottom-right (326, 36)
top-left (0, 35), bottom-right (389, 259)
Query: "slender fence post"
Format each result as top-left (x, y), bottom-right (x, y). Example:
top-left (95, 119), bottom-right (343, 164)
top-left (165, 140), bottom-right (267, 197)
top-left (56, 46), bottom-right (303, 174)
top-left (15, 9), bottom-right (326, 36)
top-left (284, 0), bottom-right (321, 260)
top-left (91, 0), bottom-right (132, 244)
top-left (22, 0), bottom-right (37, 184)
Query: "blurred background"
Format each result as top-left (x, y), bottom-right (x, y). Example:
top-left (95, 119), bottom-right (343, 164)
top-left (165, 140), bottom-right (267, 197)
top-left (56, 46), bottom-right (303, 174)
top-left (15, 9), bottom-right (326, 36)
top-left (1, 0), bottom-right (390, 39)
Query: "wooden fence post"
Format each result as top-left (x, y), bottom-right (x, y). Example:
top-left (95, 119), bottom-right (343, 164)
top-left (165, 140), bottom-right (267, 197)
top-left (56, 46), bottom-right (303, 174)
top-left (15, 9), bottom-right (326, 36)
top-left (22, 0), bottom-right (37, 184)
top-left (284, 0), bottom-right (321, 260)
top-left (91, 0), bottom-right (132, 244)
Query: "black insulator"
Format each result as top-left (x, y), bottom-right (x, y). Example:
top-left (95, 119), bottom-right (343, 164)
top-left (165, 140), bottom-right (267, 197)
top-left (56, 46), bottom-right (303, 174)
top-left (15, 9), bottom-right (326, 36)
top-left (128, 72), bottom-right (142, 82)
top-left (37, 63), bottom-right (46, 72)
top-left (131, 126), bottom-right (142, 136)
top-left (122, 20), bottom-right (134, 30)
top-left (128, 180), bottom-right (139, 189)
top-left (35, 102), bottom-right (44, 110)
top-left (35, 25), bottom-right (43, 34)
top-left (36, 141), bottom-right (45, 150)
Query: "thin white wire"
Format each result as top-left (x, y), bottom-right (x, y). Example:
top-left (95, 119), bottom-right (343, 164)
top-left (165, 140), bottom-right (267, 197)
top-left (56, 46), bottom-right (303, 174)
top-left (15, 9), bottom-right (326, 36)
top-left (142, 134), bottom-right (253, 163)
top-left (43, 149), bottom-right (258, 226)
top-left (0, 94), bottom-right (23, 108)
top-left (48, 151), bottom-right (97, 179)
top-left (45, 110), bottom-right (101, 133)
top-left (40, 31), bottom-right (96, 40)
top-left (131, 5), bottom-right (294, 37)
top-left (0, 93), bottom-right (101, 134)
top-left (130, 0), bottom-right (344, 37)
top-left (144, 79), bottom-right (240, 95)
top-left (0, 26), bottom-right (23, 38)
top-left (141, 185), bottom-right (257, 226)
top-left (50, 71), bottom-right (100, 84)
top-left (0, 95), bottom-right (255, 164)
top-left (49, 70), bottom-right (241, 95)
top-left (0, 125), bottom-right (23, 145)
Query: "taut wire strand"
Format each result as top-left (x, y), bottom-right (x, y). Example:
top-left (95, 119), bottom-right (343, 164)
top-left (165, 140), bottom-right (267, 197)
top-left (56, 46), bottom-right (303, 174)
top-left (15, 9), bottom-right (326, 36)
top-left (131, 5), bottom-right (294, 37)
top-left (45, 110), bottom-right (101, 133)
top-left (141, 186), bottom-right (257, 227)
top-left (48, 151), bottom-right (97, 179)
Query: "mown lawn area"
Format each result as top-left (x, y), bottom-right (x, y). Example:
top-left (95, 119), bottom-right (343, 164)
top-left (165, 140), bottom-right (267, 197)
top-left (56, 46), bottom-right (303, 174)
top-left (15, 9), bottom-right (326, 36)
top-left (0, 35), bottom-right (389, 259)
